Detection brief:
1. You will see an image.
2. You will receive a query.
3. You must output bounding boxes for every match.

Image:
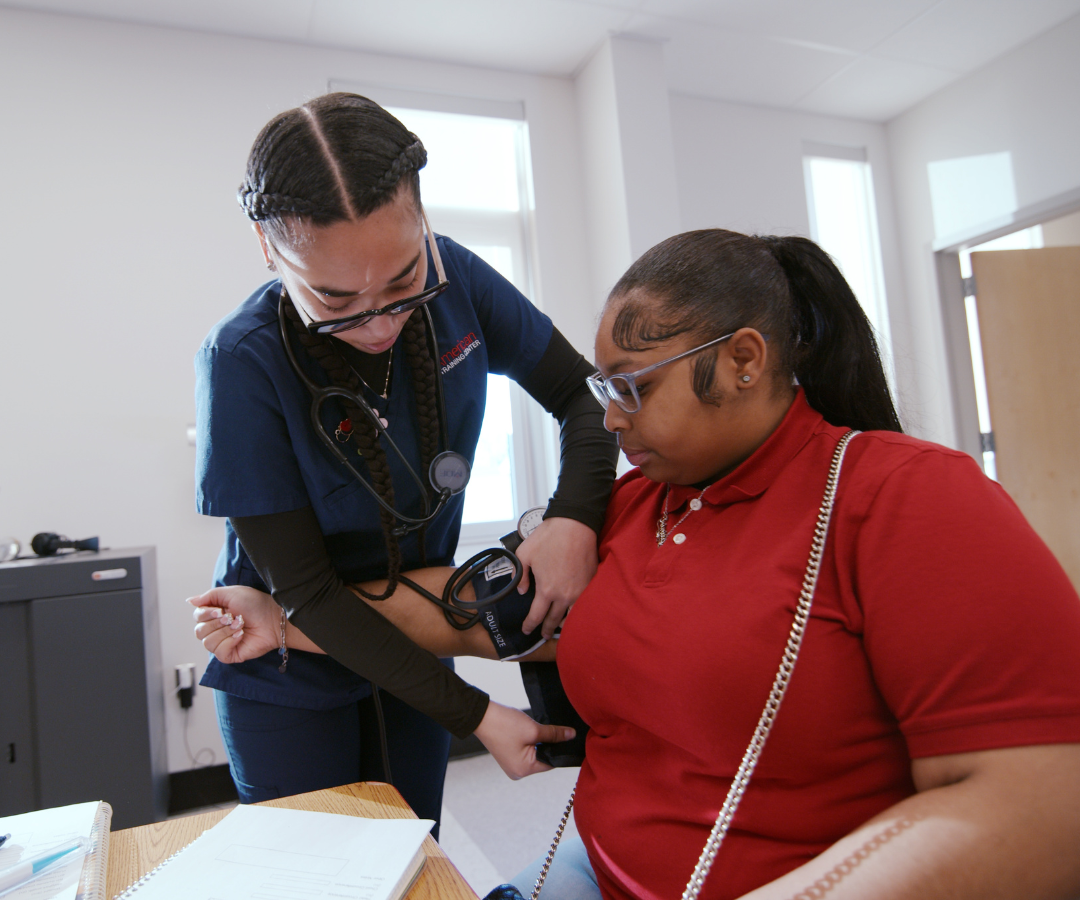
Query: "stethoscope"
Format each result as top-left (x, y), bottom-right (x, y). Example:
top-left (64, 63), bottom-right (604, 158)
top-left (278, 293), bottom-right (473, 537)
top-left (279, 288), bottom-right (538, 617)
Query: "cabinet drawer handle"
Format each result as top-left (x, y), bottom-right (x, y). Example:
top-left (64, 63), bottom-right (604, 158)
top-left (91, 568), bottom-right (127, 581)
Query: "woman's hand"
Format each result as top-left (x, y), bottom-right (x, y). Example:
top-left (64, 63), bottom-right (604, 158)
top-left (516, 516), bottom-right (598, 638)
top-left (188, 585), bottom-right (280, 663)
top-left (473, 701), bottom-right (577, 780)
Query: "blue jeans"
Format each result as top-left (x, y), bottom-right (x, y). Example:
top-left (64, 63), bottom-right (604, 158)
top-left (214, 689), bottom-right (451, 839)
top-left (510, 837), bottom-right (600, 900)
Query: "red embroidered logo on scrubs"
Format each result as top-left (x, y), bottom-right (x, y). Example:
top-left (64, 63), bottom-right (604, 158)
top-left (440, 332), bottom-right (481, 375)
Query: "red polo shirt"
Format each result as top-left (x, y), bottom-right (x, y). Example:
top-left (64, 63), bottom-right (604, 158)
top-left (558, 392), bottom-right (1080, 900)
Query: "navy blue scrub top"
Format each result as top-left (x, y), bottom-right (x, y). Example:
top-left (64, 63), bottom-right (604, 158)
top-left (195, 235), bottom-right (553, 709)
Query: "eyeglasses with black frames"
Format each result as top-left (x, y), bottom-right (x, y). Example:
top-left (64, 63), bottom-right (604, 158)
top-left (586, 332), bottom-right (737, 414)
top-left (275, 207), bottom-right (450, 336)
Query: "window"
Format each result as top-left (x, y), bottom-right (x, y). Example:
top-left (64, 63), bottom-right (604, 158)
top-left (803, 145), bottom-right (892, 381)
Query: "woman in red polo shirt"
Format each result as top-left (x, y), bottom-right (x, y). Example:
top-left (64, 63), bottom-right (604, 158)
top-left (548, 228), bottom-right (1080, 900)
top-left (195, 228), bottom-right (1080, 900)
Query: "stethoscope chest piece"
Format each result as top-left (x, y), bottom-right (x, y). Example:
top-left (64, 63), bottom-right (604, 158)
top-left (429, 451), bottom-right (471, 495)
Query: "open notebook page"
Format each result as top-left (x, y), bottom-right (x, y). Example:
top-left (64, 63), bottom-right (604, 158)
top-left (117, 804), bottom-right (434, 900)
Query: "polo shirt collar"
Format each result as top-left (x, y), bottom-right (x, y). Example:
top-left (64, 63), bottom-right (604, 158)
top-left (666, 389), bottom-right (823, 510)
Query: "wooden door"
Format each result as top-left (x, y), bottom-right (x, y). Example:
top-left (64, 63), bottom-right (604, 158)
top-left (971, 246), bottom-right (1080, 588)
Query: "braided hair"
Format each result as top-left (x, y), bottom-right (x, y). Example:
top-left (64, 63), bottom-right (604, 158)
top-left (608, 229), bottom-right (902, 434)
top-left (238, 92), bottom-right (427, 240)
top-left (240, 92), bottom-right (443, 596)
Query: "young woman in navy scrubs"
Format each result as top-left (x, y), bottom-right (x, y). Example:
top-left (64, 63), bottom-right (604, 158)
top-left (193, 92), bottom-right (616, 830)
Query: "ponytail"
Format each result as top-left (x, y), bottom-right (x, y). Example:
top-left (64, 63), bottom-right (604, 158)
top-left (607, 229), bottom-right (903, 434)
top-left (760, 237), bottom-right (901, 433)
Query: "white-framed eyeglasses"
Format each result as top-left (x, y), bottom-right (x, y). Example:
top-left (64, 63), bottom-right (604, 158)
top-left (586, 333), bottom-right (736, 413)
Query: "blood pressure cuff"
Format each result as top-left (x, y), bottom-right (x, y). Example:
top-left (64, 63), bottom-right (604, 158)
top-left (520, 661), bottom-right (588, 768)
top-left (470, 561), bottom-right (589, 767)
top-left (468, 557), bottom-right (542, 660)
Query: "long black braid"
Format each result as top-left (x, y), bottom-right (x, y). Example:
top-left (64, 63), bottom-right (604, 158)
top-left (240, 92), bottom-right (445, 596)
top-left (399, 311), bottom-right (441, 566)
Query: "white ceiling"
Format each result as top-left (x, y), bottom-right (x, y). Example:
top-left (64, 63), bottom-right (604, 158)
top-left (4, 0), bottom-right (1080, 121)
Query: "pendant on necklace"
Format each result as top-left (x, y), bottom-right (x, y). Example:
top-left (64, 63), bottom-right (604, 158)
top-left (656, 486), bottom-right (707, 547)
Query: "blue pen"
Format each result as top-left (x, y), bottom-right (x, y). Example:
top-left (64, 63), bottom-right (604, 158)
top-left (0, 837), bottom-right (90, 897)
top-left (0, 836), bottom-right (10, 850)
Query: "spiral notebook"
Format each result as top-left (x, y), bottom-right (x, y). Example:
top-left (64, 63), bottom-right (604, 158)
top-left (0, 801), bottom-right (112, 900)
top-left (115, 804), bottom-right (433, 900)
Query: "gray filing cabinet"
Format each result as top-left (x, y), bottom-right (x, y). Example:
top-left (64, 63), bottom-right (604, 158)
top-left (0, 547), bottom-right (167, 828)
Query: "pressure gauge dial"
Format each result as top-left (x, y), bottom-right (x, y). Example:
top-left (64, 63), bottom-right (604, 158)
top-left (517, 506), bottom-right (547, 541)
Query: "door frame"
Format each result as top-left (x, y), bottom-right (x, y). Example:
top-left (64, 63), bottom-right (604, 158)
top-left (933, 185), bottom-right (1080, 467)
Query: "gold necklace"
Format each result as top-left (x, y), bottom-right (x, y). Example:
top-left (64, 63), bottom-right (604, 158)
top-left (655, 484), bottom-right (707, 546)
top-left (375, 350), bottom-right (393, 399)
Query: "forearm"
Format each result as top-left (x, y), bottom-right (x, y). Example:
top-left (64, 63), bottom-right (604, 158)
top-left (231, 509), bottom-right (490, 738)
top-left (286, 567), bottom-right (557, 662)
top-left (740, 743), bottom-right (1080, 900)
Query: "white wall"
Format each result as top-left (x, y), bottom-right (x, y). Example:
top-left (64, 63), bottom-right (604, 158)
top-left (574, 35), bottom-right (682, 309)
top-left (667, 96), bottom-right (916, 429)
top-left (0, 7), bottom-right (594, 774)
top-left (887, 12), bottom-right (1080, 446)
top-left (1044, 211), bottom-right (1080, 246)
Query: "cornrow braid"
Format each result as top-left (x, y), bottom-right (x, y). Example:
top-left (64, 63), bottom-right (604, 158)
top-left (370, 140), bottom-right (427, 202)
top-left (399, 311), bottom-right (440, 565)
top-left (281, 294), bottom-right (402, 600)
top-left (238, 187), bottom-right (322, 222)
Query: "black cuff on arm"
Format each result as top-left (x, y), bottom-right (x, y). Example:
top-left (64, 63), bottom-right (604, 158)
top-left (229, 508), bottom-right (489, 738)
top-left (519, 328), bottom-right (619, 534)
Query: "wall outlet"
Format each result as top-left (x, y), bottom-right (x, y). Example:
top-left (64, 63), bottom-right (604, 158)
top-left (175, 663), bottom-right (196, 708)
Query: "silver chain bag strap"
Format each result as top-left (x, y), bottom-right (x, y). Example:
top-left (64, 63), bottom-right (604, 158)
top-left (527, 430), bottom-right (859, 900)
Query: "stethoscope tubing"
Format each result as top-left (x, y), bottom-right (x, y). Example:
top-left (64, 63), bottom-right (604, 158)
top-left (278, 294), bottom-right (454, 534)
top-left (398, 547), bottom-right (524, 631)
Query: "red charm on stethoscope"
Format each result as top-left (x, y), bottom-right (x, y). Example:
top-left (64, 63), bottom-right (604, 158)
top-left (335, 418), bottom-right (353, 443)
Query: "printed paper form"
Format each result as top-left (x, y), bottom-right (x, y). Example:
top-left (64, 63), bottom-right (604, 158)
top-left (0, 801), bottom-right (99, 900)
top-left (122, 804), bottom-right (433, 900)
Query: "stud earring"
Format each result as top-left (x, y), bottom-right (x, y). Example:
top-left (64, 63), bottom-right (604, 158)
top-left (266, 261), bottom-right (276, 272)
top-left (740, 375), bottom-right (751, 383)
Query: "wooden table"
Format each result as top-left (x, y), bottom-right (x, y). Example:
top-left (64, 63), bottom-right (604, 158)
top-left (106, 782), bottom-right (479, 900)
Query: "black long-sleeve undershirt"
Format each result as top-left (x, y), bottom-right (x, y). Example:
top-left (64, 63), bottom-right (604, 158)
top-left (231, 507), bottom-right (489, 738)
top-left (519, 329), bottom-right (619, 532)
top-left (229, 327), bottom-right (617, 737)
